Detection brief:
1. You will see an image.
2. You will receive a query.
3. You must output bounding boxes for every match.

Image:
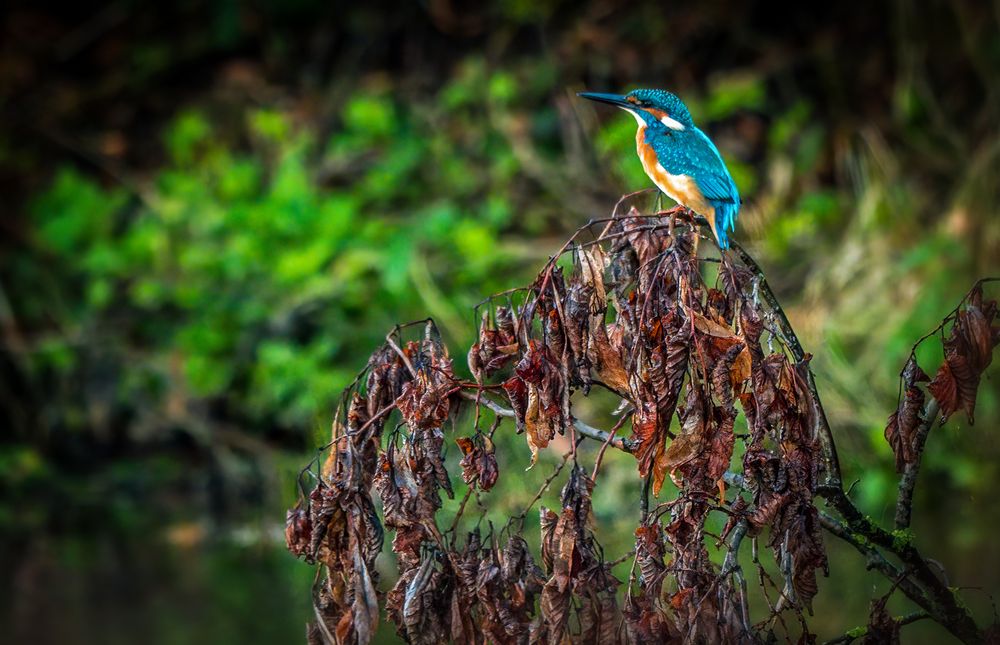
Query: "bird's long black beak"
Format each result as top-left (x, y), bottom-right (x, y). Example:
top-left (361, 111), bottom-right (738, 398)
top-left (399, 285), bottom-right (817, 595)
top-left (577, 92), bottom-right (631, 108)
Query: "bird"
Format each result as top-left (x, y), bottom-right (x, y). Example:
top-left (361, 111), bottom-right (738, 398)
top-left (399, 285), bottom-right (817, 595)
top-left (579, 89), bottom-right (741, 249)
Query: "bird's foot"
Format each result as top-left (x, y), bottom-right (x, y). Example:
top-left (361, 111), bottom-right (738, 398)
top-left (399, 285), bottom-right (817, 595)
top-left (675, 207), bottom-right (697, 225)
top-left (654, 205), bottom-right (686, 218)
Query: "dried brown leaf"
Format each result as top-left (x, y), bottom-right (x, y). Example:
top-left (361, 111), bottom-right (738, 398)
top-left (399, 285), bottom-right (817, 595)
top-left (588, 318), bottom-right (630, 393)
top-left (692, 310), bottom-right (736, 339)
top-left (285, 501), bottom-right (313, 562)
top-left (929, 299), bottom-right (1000, 423)
top-left (579, 245), bottom-right (608, 313)
top-left (884, 357), bottom-right (928, 471)
top-left (352, 549), bottom-right (380, 645)
top-left (502, 375), bottom-right (529, 433)
top-left (658, 388), bottom-right (706, 491)
top-left (456, 434), bottom-right (499, 491)
top-left (862, 596), bottom-right (900, 645)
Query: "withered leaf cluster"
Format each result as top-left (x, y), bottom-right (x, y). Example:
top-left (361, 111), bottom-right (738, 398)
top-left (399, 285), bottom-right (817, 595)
top-left (927, 286), bottom-right (999, 424)
top-left (539, 467), bottom-right (620, 643)
top-left (285, 203), bottom-right (997, 645)
top-left (456, 434), bottom-right (499, 491)
top-left (884, 284), bottom-right (999, 471)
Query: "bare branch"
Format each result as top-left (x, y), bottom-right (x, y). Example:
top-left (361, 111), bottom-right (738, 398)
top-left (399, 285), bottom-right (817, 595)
top-left (823, 611), bottom-right (931, 645)
top-left (894, 398), bottom-right (940, 530)
top-left (728, 238), bottom-right (842, 487)
top-left (458, 390), bottom-right (634, 452)
top-left (818, 511), bottom-right (932, 613)
top-left (819, 485), bottom-right (983, 643)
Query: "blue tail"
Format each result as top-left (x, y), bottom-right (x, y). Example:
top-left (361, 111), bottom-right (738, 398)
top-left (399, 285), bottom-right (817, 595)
top-left (713, 199), bottom-right (739, 249)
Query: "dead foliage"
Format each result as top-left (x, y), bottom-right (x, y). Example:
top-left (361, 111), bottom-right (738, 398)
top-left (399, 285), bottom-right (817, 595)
top-left (286, 197), bottom-right (998, 644)
top-left (885, 282), bottom-right (999, 471)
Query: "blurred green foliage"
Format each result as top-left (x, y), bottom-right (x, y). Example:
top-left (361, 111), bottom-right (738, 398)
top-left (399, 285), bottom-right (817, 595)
top-left (18, 87), bottom-right (534, 437)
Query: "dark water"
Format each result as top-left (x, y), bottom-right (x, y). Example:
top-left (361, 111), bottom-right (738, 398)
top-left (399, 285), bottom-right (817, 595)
top-left (1, 523), bottom-right (982, 643)
top-left (1, 527), bottom-right (315, 645)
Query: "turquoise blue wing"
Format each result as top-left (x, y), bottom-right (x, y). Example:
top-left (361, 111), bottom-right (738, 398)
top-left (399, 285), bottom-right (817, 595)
top-left (650, 127), bottom-right (740, 247)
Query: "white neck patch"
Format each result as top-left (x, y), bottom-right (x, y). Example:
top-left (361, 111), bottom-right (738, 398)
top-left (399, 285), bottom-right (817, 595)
top-left (659, 114), bottom-right (686, 131)
top-left (620, 107), bottom-right (645, 128)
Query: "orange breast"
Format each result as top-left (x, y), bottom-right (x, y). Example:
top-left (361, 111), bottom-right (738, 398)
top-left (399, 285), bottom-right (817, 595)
top-left (635, 127), bottom-right (718, 238)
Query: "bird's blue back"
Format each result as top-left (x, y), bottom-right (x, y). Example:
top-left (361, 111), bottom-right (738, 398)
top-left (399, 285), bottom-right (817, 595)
top-left (643, 123), bottom-right (740, 248)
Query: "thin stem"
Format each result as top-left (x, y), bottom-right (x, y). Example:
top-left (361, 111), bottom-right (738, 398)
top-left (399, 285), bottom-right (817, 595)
top-left (591, 413), bottom-right (630, 480)
top-left (459, 390), bottom-right (634, 452)
top-left (513, 449), bottom-right (572, 522)
top-left (905, 278), bottom-right (999, 353)
top-left (895, 398), bottom-right (940, 530)
top-left (721, 519), bottom-right (752, 637)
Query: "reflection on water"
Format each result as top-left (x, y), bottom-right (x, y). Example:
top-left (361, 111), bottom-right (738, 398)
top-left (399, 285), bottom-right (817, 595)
top-left (1, 526), bottom-right (314, 645)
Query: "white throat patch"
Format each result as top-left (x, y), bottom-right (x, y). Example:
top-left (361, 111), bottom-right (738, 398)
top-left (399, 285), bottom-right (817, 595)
top-left (621, 107), bottom-right (645, 128)
top-left (659, 114), bottom-right (686, 131)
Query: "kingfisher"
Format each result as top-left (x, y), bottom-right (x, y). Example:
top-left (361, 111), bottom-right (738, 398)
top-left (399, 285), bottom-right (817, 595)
top-left (579, 89), bottom-right (741, 249)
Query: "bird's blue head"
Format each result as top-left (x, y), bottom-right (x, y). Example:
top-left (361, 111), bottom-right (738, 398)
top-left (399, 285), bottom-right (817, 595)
top-left (578, 88), bottom-right (694, 130)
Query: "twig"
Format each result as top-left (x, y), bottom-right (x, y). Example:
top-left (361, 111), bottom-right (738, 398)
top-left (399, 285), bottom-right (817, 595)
top-left (905, 278), bottom-right (1000, 353)
top-left (728, 238), bottom-right (842, 487)
top-left (639, 471), bottom-right (652, 521)
top-left (823, 611), bottom-right (931, 645)
top-left (591, 413), bottom-right (630, 480)
top-left (459, 390), bottom-right (634, 451)
top-left (894, 398), bottom-right (940, 530)
top-left (819, 485), bottom-right (982, 643)
top-left (607, 549), bottom-right (636, 568)
top-left (447, 485), bottom-right (477, 541)
top-left (721, 519), bottom-right (753, 637)
top-left (385, 335), bottom-right (416, 377)
top-left (513, 449), bottom-right (573, 521)
top-left (818, 511), bottom-right (931, 612)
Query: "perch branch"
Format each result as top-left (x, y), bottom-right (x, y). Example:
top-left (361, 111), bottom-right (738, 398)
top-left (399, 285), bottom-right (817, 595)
top-left (462, 212), bottom-right (985, 641)
top-left (298, 199), bottom-right (993, 644)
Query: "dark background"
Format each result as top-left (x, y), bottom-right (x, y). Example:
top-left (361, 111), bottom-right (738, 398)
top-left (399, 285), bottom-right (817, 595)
top-left (1, 1), bottom-right (998, 642)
